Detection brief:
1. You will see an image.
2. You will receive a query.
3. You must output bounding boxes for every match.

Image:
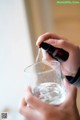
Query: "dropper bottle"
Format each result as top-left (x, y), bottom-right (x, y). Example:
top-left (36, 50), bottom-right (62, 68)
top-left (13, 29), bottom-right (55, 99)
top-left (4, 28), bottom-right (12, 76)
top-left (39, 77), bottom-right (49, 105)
top-left (39, 42), bottom-right (80, 88)
top-left (39, 42), bottom-right (69, 62)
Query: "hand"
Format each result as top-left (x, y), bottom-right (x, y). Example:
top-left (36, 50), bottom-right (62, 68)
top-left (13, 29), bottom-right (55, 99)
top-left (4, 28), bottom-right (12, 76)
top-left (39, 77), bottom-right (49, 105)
top-left (36, 32), bottom-right (80, 76)
top-left (19, 80), bottom-right (80, 120)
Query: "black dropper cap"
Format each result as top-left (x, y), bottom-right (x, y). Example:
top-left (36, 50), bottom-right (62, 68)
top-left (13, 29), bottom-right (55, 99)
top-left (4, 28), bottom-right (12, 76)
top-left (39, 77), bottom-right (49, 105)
top-left (39, 42), bottom-right (69, 62)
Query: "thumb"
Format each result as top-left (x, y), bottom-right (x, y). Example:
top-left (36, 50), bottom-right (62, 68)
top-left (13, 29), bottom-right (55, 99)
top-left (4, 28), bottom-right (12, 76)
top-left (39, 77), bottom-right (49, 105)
top-left (46, 39), bottom-right (73, 52)
top-left (63, 79), bottom-right (77, 105)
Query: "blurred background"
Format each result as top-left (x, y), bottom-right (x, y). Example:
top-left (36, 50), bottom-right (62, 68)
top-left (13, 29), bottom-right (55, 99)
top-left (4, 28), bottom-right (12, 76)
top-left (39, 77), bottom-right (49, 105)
top-left (0, 0), bottom-right (80, 119)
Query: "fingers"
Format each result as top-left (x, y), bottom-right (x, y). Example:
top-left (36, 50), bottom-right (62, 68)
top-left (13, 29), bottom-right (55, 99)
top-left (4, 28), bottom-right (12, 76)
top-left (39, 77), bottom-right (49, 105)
top-left (19, 88), bottom-right (48, 120)
top-left (19, 106), bottom-right (36, 120)
top-left (36, 32), bottom-right (62, 46)
top-left (25, 87), bottom-right (47, 112)
top-left (36, 32), bottom-right (75, 52)
top-left (19, 98), bottom-right (37, 120)
top-left (42, 39), bottom-right (74, 52)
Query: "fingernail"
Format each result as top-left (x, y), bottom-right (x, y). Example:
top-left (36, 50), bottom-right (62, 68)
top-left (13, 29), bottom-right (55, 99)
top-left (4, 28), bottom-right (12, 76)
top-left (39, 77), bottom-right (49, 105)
top-left (36, 36), bottom-right (42, 46)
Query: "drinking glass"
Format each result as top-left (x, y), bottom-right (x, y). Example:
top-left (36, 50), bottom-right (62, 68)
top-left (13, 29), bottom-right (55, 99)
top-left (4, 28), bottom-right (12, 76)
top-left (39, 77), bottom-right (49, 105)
top-left (24, 60), bottom-right (66, 105)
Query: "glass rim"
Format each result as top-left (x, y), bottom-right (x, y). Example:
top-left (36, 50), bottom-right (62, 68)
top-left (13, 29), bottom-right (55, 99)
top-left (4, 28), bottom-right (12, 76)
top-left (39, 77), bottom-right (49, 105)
top-left (24, 60), bottom-right (60, 75)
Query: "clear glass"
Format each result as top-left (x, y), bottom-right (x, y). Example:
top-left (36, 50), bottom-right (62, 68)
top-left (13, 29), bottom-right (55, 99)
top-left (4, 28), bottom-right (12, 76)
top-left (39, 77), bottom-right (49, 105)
top-left (24, 60), bottom-right (66, 105)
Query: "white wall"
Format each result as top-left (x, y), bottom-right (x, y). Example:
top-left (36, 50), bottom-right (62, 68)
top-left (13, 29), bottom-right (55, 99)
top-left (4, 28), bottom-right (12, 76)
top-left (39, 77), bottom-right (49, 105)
top-left (0, 0), bottom-right (33, 118)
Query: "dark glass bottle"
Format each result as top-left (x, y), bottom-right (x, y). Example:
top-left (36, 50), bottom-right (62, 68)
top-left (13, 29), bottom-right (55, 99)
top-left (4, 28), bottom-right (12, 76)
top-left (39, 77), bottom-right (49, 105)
top-left (39, 42), bottom-right (69, 62)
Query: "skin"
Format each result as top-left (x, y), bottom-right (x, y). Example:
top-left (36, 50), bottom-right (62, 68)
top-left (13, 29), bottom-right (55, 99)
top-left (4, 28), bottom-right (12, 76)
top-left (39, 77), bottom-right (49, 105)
top-left (19, 33), bottom-right (80, 120)
top-left (19, 82), bottom-right (80, 120)
top-left (36, 33), bottom-right (80, 76)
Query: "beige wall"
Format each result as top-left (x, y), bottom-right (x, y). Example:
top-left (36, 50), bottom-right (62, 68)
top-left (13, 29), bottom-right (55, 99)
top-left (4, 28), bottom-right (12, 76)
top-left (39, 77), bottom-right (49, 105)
top-left (51, 0), bottom-right (80, 45)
